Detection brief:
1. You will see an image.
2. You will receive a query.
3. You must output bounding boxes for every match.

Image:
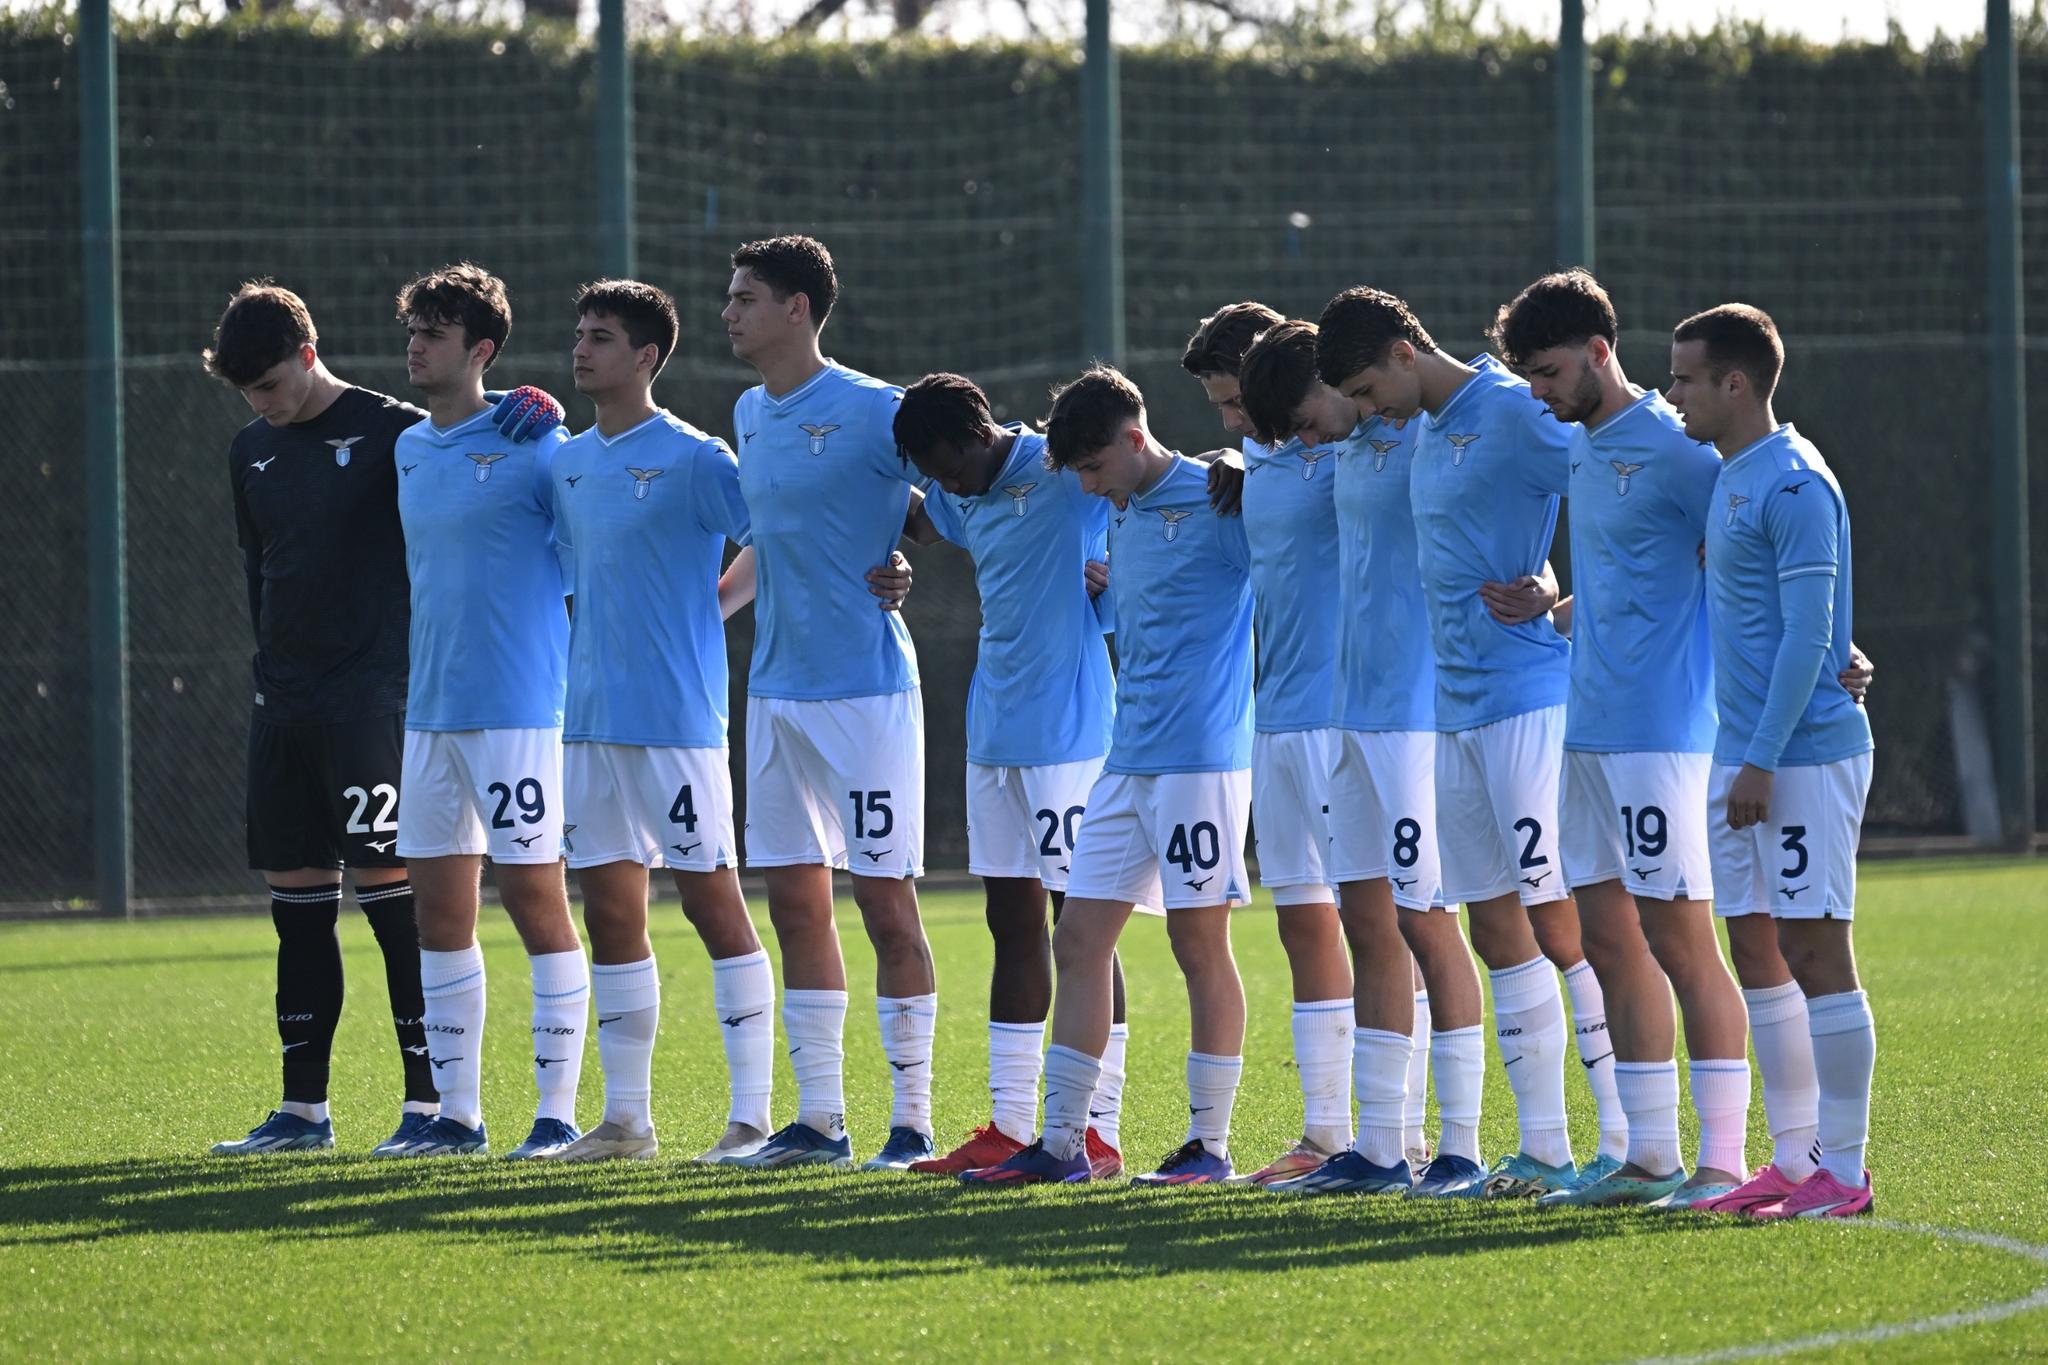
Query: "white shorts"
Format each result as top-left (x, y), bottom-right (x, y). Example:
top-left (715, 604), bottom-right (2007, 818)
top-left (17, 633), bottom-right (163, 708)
top-left (562, 742), bottom-right (737, 873)
top-left (1709, 753), bottom-right (1871, 921)
top-left (1252, 728), bottom-right (1338, 906)
top-left (744, 690), bottom-right (924, 880)
top-left (1437, 705), bottom-right (1567, 908)
top-left (397, 727), bottom-right (564, 864)
top-left (1065, 769), bottom-right (1252, 914)
top-left (966, 756), bottom-right (1106, 891)
top-left (1326, 728), bottom-right (1447, 912)
top-left (1561, 750), bottom-right (1713, 902)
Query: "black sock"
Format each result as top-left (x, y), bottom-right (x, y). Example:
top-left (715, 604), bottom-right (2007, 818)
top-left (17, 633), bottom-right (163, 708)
top-left (270, 885), bottom-right (345, 1105)
top-left (356, 880), bottom-right (438, 1105)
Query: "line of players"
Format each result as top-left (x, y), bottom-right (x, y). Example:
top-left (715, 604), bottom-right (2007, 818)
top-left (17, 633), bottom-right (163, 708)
top-left (209, 237), bottom-right (1878, 1218)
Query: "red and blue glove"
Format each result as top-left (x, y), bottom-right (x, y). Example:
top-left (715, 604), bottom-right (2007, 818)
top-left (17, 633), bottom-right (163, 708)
top-left (485, 386), bottom-right (565, 443)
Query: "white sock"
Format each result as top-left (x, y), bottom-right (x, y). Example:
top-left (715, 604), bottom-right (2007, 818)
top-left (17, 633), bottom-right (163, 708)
top-left (420, 945), bottom-right (486, 1130)
top-left (1432, 1026), bottom-right (1485, 1163)
top-left (1041, 1043), bottom-right (1102, 1161)
top-left (1806, 989), bottom-right (1875, 1187)
top-left (1614, 1059), bottom-right (1681, 1177)
top-left (1690, 1057), bottom-right (1751, 1178)
top-left (711, 949), bottom-right (775, 1133)
top-left (877, 993), bottom-right (938, 1135)
top-left (1090, 1023), bottom-right (1129, 1149)
top-left (989, 1020), bottom-right (1046, 1143)
top-left (1562, 959), bottom-right (1627, 1162)
top-left (529, 950), bottom-right (589, 1125)
top-left (1405, 990), bottom-right (1432, 1154)
top-left (1350, 1027), bottom-right (1412, 1167)
top-left (1293, 998), bottom-right (1353, 1150)
top-left (783, 988), bottom-right (848, 1138)
top-left (1185, 1051), bottom-right (1242, 1158)
top-left (1490, 956), bottom-right (1573, 1168)
top-left (279, 1100), bottom-right (330, 1124)
top-left (1743, 981), bottom-right (1820, 1179)
top-left (590, 956), bottom-right (659, 1132)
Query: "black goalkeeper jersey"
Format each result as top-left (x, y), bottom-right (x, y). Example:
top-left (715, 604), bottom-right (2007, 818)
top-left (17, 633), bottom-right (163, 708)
top-left (229, 386), bottom-right (423, 725)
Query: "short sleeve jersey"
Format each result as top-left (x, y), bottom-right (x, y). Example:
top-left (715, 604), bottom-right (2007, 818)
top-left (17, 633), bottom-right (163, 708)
top-left (551, 410), bottom-right (751, 749)
top-left (1241, 434), bottom-right (1341, 733)
top-left (1410, 354), bottom-right (1572, 732)
top-left (1099, 455), bottom-right (1256, 775)
top-left (1704, 424), bottom-right (1872, 769)
top-left (395, 406), bottom-right (569, 731)
top-left (1332, 415), bottom-right (1436, 733)
top-left (228, 387), bottom-right (421, 724)
top-left (1565, 392), bottom-right (1722, 754)
top-left (921, 427), bottom-right (1114, 768)
top-left (734, 363), bottom-right (918, 700)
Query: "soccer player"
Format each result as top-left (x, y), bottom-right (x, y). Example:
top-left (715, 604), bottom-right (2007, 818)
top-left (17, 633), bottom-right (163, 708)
top-left (205, 280), bottom-right (560, 1157)
top-left (965, 365), bottom-right (1256, 1186)
top-left (1668, 304), bottom-right (1877, 1218)
top-left (1179, 304), bottom-right (1394, 1186)
top-left (1314, 287), bottom-right (1626, 1197)
top-left (1487, 271), bottom-right (1753, 1208)
top-left (389, 263), bottom-right (587, 1160)
top-left (719, 236), bottom-right (939, 1171)
top-left (1233, 318), bottom-right (1510, 1196)
top-left (538, 279), bottom-right (776, 1163)
top-left (890, 374), bottom-right (1128, 1180)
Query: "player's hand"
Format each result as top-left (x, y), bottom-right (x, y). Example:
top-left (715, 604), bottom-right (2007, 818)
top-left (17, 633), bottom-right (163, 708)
top-left (1478, 575), bottom-right (1556, 625)
top-left (868, 551), bottom-right (912, 611)
top-left (1085, 558), bottom-right (1109, 599)
top-left (1841, 643), bottom-right (1875, 704)
top-left (1725, 763), bottom-right (1774, 830)
top-left (1205, 452), bottom-right (1246, 516)
top-left (488, 386), bottom-right (565, 443)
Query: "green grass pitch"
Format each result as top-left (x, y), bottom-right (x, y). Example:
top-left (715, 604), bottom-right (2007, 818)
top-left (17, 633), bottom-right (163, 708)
top-left (3, 857), bottom-right (2044, 1360)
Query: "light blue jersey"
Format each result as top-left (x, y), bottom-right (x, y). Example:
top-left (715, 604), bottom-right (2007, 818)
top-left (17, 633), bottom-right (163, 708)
top-left (735, 363), bottom-right (917, 700)
top-left (1098, 455), bottom-right (1255, 775)
top-left (922, 427), bottom-right (1114, 767)
top-left (1332, 416), bottom-right (1436, 733)
top-left (395, 407), bottom-right (568, 731)
top-left (1704, 424), bottom-right (1872, 770)
top-left (1565, 392), bottom-right (1722, 754)
top-left (1410, 354), bottom-right (1572, 732)
top-left (1241, 434), bottom-right (1340, 733)
top-left (552, 411), bottom-right (751, 749)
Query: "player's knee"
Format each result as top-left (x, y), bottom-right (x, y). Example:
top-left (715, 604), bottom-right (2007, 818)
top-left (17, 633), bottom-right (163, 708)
top-left (1577, 908), bottom-right (1646, 978)
top-left (1274, 902), bottom-right (1339, 959)
top-left (1528, 902), bottom-right (1584, 966)
top-left (1051, 912), bottom-right (1111, 973)
top-left (1723, 916), bottom-right (1783, 986)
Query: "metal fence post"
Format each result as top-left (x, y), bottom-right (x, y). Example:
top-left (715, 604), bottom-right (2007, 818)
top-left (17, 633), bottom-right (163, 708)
top-left (1082, 0), bottom-right (1125, 364)
top-left (597, 0), bottom-right (636, 279)
top-left (1557, 0), bottom-right (1594, 269)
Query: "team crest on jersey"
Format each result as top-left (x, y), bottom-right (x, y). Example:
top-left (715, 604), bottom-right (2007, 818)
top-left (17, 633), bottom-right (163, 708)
top-left (798, 423), bottom-right (841, 456)
top-left (1157, 508), bottom-right (1193, 542)
top-left (467, 452), bottom-right (508, 483)
top-left (1004, 483), bottom-right (1036, 516)
top-left (626, 467), bottom-right (665, 500)
top-left (327, 436), bottom-right (362, 468)
top-left (1367, 438), bottom-right (1400, 472)
top-left (1294, 448), bottom-right (1329, 480)
top-left (1446, 433), bottom-right (1482, 466)
top-left (1725, 492), bottom-right (1751, 526)
top-left (1610, 460), bottom-right (1645, 495)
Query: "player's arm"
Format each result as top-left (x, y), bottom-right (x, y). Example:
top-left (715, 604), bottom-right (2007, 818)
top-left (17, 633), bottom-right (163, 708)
top-left (867, 551), bottom-right (912, 611)
top-left (901, 484), bottom-right (947, 548)
top-left (486, 386), bottom-right (565, 443)
top-left (230, 442), bottom-right (263, 638)
top-left (1478, 560), bottom-right (1563, 625)
top-left (719, 546), bottom-right (756, 621)
top-left (1204, 449), bottom-right (1245, 516)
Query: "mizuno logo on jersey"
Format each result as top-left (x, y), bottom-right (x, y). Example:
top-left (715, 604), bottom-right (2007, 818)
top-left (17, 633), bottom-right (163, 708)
top-left (564, 474), bottom-right (583, 487)
top-left (1294, 449), bottom-right (1329, 479)
top-left (1004, 482), bottom-right (1036, 516)
top-left (799, 422), bottom-right (841, 456)
top-left (327, 436), bottom-right (362, 467)
top-left (467, 452), bottom-right (508, 483)
top-left (1157, 508), bottom-right (1193, 541)
top-left (1726, 492), bottom-right (1751, 526)
top-left (1780, 480), bottom-right (1809, 495)
top-left (250, 457), bottom-right (277, 472)
top-left (627, 466), bottom-right (664, 500)
top-left (1367, 438), bottom-right (1399, 472)
top-left (1446, 433), bottom-right (1481, 465)
top-left (366, 838), bottom-right (397, 853)
top-left (1610, 460), bottom-right (1645, 495)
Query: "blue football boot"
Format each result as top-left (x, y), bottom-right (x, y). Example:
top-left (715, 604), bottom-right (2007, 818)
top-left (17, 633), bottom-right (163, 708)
top-left (727, 1121), bottom-right (855, 1169)
top-left (1270, 1150), bottom-right (1413, 1196)
top-left (403, 1115), bottom-right (489, 1157)
top-left (1131, 1139), bottom-right (1234, 1186)
top-left (861, 1126), bottom-right (935, 1171)
top-left (210, 1110), bottom-right (334, 1156)
top-left (370, 1110), bottom-right (437, 1158)
top-left (958, 1138), bottom-right (1090, 1185)
top-left (1405, 1152), bottom-right (1488, 1198)
top-left (505, 1117), bottom-right (581, 1160)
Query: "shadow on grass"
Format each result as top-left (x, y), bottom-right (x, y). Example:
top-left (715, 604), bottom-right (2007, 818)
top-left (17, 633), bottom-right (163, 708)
top-left (0, 1155), bottom-right (1745, 1283)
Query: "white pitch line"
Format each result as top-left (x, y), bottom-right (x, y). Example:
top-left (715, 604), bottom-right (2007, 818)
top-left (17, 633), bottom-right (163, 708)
top-left (1634, 1220), bottom-right (2048, 1364)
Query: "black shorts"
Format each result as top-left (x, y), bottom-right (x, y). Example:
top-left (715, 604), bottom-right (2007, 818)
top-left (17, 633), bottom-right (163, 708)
top-left (247, 712), bottom-right (407, 872)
